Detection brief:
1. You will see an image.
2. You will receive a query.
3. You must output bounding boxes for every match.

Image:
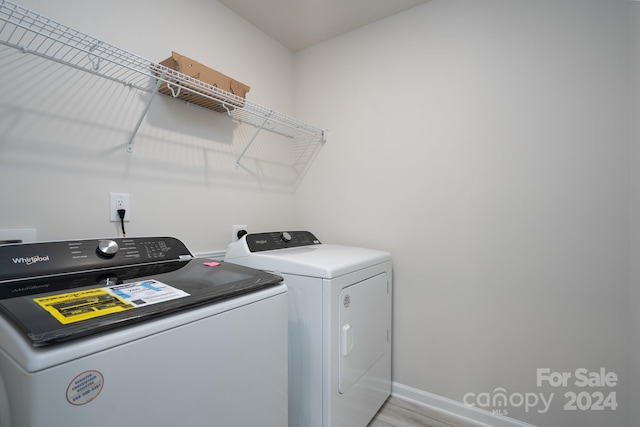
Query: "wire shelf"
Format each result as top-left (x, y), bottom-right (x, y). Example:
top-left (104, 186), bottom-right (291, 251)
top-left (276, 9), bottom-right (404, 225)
top-left (0, 0), bottom-right (327, 178)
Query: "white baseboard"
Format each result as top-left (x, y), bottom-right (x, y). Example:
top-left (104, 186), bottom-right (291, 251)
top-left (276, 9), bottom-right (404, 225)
top-left (391, 382), bottom-right (537, 427)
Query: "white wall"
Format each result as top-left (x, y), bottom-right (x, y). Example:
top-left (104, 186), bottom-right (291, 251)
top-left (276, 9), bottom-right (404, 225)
top-left (630, 3), bottom-right (640, 427)
top-left (294, 1), bottom-right (632, 426)
top-left (0, 0), bottom-right (300, 254)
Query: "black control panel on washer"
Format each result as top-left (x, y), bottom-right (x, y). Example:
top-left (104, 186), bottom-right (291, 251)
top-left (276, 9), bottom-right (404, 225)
top-left (245, 231), bottom-right (321, 252)
top-left (0, 237), bottom-right (192, 282)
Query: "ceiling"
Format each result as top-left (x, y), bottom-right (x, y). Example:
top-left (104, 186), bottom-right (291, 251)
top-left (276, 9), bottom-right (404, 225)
top-left (218, 0), bottom-right (431, 51)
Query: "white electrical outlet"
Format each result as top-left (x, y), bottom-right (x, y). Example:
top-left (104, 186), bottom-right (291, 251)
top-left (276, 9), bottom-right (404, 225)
top-left (232, 225), bottom-right (247, 242)
top-left (110, 193), bottom-right (130, 222)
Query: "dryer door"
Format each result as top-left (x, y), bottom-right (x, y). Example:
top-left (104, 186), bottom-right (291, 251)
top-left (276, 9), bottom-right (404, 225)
top-left (338, 272), bottom-right (389, 394)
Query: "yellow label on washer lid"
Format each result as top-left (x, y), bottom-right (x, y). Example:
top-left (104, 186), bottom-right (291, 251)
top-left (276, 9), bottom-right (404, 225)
top-left (33, 288), bottom-right (133, 325)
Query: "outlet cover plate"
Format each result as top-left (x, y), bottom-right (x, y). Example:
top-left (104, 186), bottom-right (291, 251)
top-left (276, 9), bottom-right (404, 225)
top-left (110, 193), bottom-right (130, 222)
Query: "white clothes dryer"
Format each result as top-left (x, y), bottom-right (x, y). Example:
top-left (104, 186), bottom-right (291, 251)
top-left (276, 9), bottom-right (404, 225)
top-left (225, 231), bottom-right (392, 427)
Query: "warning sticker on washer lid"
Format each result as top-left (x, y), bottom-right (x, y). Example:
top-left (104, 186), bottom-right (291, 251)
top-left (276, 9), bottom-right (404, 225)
top-left (103, 280), bottom-right (190, 307)
top-left (33, 288), bottom-right (134, 325)
top-left (33, 280), bottom-right (190, 325)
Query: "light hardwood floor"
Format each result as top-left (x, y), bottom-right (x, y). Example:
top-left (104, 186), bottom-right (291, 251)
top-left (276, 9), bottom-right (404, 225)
top-left (368, 397), bottom-right (479, 427)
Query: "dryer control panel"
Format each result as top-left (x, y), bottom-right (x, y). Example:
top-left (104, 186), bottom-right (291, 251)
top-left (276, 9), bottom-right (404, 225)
top-left (245, 231), bottom-right (321, 252)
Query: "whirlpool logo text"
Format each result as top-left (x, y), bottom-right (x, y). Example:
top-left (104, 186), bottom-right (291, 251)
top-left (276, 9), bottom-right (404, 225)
top-left (12, 255), bottom-right (50, 265)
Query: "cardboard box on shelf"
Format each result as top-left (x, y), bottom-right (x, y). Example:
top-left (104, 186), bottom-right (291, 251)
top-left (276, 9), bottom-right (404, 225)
top-left (157, 51), bottom-right (250, 112)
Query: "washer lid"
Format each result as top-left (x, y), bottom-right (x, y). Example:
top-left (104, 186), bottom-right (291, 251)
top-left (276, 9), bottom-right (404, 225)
top-left (226, 240), bottom-right (391, 278)
top-left (0, 259), bottom-right (282, 346)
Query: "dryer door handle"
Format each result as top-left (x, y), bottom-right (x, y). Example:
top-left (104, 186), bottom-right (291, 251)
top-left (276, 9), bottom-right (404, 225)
top-left (342, 323), bottom-right (353, 357)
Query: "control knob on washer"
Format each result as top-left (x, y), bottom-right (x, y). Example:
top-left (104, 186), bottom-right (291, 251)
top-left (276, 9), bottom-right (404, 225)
top-left (280, 232), bottom-right (292, 243)
top-left (97, 240), bottom-right (119, 258)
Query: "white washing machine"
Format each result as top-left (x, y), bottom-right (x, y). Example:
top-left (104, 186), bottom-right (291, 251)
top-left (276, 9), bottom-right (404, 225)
top-left (0, 237), bottom-right (288, 427)
top-left (225, 231), bottom-right (392, 427)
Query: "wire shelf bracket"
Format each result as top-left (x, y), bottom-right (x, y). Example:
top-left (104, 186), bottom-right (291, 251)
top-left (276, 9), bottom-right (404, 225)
top-left (126, 68), bottom-right (166, 153)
